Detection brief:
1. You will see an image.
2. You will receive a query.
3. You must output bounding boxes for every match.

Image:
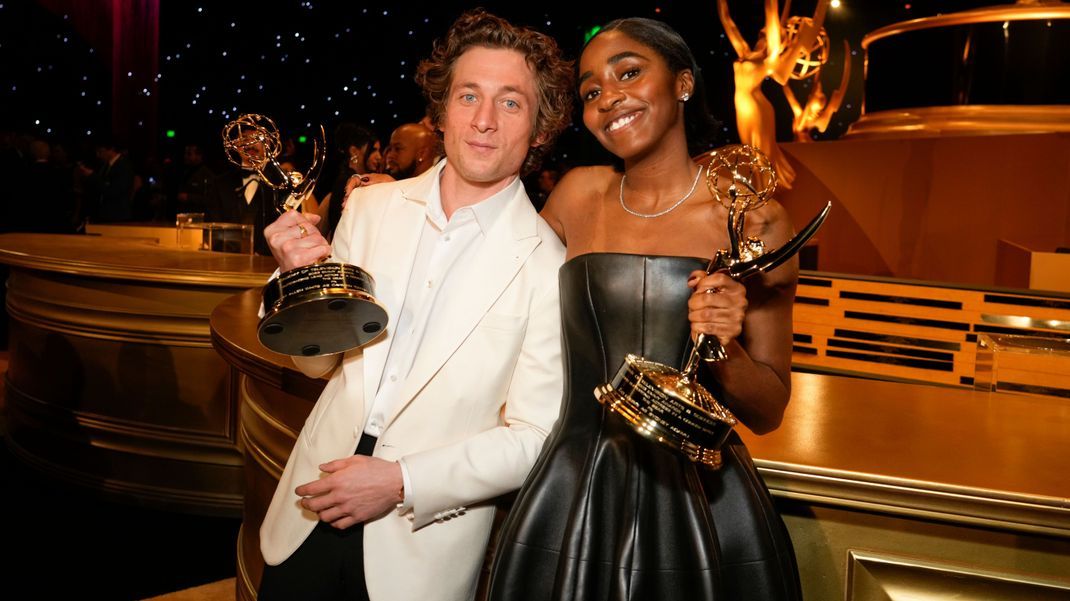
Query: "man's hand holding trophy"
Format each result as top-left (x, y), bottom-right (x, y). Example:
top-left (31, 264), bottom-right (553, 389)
top-left (223, 113), bottom-right (388, 357)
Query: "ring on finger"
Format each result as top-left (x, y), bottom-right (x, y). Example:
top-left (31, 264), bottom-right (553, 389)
top-left (297, 224), bottom-right (308, 238)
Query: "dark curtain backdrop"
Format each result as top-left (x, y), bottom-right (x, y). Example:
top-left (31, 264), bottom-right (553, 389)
top-left (37, 0), bottom-right (159, 158)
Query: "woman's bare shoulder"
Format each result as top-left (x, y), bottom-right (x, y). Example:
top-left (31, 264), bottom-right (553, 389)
top-left (553, 166), bottom-right (616, 201)
top-left (540, 166), bottom-right (616, 236)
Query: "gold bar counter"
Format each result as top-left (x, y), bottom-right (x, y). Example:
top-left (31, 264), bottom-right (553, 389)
top-left (0, 233), bottom-right (277, 517)
top-left (210, 287), bottom-right (1070, 601)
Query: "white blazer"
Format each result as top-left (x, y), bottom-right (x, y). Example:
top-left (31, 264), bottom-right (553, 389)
top-left (260, 162), bottom-right (565, 601)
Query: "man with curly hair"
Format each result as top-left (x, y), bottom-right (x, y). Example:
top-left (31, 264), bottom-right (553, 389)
top-left (257, 9), bottom-right (574, 601)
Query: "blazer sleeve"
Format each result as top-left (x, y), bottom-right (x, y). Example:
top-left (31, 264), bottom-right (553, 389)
top-left (402, 267), bottom-right (564, 529)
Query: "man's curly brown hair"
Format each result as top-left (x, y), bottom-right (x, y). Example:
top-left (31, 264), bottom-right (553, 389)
top-left (415, 9), bottom-right (574, 176)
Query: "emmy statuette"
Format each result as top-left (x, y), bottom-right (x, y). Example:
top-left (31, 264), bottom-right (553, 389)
top-left (596, 144), bottom-right (831, 469)
top-left (223, 114), bottom-right (388, 357)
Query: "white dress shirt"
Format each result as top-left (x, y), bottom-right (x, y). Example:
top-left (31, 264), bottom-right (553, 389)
top-left (365, 163), bottom-right (519, 509)
top-left (242, 175), bottom-right (259, 204)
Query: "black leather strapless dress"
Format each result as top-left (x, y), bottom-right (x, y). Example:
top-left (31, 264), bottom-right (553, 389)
top-left (488, 254), bottom-right (801, 601)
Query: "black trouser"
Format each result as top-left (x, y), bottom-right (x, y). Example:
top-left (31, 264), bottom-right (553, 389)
top-left (258, 433), bottom-right (377, 601)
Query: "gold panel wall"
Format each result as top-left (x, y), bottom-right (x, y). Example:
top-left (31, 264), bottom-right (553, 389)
top-left (0, 233), bottom-right (276, 516)
top-left (779, 133), bottom-right (1070, 288)
top-left (792, 272), bottom-right (1070, 392)
top-left (781, 505), bottom-right (1070, 600)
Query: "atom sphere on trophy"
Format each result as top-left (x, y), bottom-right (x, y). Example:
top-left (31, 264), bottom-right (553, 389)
top-left (221, 113), bottom-right (325, 213)
top-left (781, 15), bottom-right (831, 80)
top-left (705, 143), bottom-right (778, 263)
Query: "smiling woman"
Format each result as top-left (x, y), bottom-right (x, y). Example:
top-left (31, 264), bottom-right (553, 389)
top-left (489, 17), bottom-right (803, 601)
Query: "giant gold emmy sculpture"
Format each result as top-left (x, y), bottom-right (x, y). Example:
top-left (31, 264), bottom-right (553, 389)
top-left (718, 0), bottom-right (842, 188)
top-left (223, 113), bottom-right (388, 357)
top-left (595, 144), bottom-right (830, 469)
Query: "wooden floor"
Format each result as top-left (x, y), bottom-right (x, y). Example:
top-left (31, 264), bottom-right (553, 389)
top-left (145, 578), bottom-right (235, 601)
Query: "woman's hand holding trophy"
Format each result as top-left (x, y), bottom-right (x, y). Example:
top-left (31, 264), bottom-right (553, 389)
top-left (596, 144), bottom-right (830, 469)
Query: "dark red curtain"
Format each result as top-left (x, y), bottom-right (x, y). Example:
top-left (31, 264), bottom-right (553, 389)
top-left (37, 0), bottom-right (159, 158)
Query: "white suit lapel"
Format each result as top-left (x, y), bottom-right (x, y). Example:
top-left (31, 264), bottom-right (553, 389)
top-left (383, 182), bottom-right (540, 429)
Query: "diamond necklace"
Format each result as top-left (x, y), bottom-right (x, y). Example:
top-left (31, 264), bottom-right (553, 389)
top-left (619, 165), bottom-right (702, 218)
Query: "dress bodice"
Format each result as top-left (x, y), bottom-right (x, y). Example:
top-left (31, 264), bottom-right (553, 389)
top-left (553, 253), bottom-right (706, 439)
top-left (561, 253), bottom-right (705, 370)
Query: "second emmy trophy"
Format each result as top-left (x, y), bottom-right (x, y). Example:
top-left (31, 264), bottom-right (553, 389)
top-left (223, 113), bottom-right (388, 357)
top-left (595, 144), bottom-right (831, 469)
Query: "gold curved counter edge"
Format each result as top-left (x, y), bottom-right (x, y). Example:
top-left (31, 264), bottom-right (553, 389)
top-left (0, 233), bottom-right (277, 287)
top-left (6, 296), bottom-right (214, 346)
top-left (844, 549), bottom-right (1070, 600)
top-left (845, 106), bottom-right (1070, 139)
top-left (754, 460), bottom-right (1070, 538)
top-left (6, 379), bottom-right (243, 456)
top-left (236, 529), bottom-right (257, 601)
top-left (4, 434), bottom-right (242, 515)
top-left (210, 287), bottom-right (328, 399)
top-left (864, 5), bottom-right (1070, 49)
